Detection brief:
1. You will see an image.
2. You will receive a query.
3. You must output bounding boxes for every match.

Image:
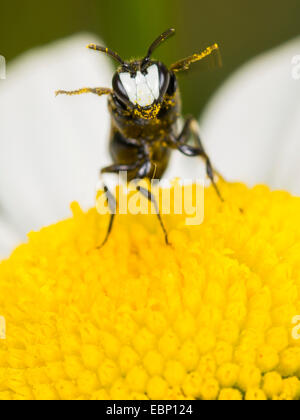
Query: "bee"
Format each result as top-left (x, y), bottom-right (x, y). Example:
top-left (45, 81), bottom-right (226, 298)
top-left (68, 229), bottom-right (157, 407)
top-left (56, 28), bottom-right (223, 247)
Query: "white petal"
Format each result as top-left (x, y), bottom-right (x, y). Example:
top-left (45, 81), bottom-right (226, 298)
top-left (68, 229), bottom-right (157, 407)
top-left (0, 33), bottom-right (113, 251)
top-left (164, 119), bottom-right (207, 182)
top-left (199, 37), bottom-right (300, 195)
top-left (0, 219), bottom-right (22, 259)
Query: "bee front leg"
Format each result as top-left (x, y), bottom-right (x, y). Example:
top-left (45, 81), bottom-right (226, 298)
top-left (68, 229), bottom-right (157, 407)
top-left (98, 187), bottom-right (117, 249)
top-left (55, 87), bottom-right (112, 97)
top-left (136, 184), bottom-right (170, 246)
top-left (171, 117), bottom-right (224, 202)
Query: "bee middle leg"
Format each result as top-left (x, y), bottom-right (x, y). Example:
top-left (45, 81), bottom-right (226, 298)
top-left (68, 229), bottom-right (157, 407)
top-left (134, 154), bottom-right (170, 245)
top-left (136, 185), bottom-right (170, 246)
top-left (99, 156), bottom-right (170, 247)
top-left (171, 117), bottom-right (224, 202)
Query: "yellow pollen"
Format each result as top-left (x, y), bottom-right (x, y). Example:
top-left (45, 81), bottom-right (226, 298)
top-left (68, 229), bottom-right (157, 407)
top-left (0, 182), bottom-right (300, 400)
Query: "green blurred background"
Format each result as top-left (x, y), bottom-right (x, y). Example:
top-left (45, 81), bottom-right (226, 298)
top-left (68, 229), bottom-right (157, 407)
top-left (1, 0), bottom-right (299, 115)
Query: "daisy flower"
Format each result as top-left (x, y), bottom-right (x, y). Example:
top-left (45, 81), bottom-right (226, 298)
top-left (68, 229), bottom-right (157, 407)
top-left (0, 34), bottom-right (299, 401)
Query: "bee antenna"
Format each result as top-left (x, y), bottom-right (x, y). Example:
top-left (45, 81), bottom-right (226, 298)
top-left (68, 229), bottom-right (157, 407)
top-left (142, 28), bottom-right (175, 69)
top-left (87, 43), bottom-right (129, 69)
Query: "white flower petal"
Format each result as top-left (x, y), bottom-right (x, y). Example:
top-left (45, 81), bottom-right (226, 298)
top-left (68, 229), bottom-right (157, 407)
top-left (199, 37), bottom-right (300, 195)
top-left (164, 149), bottom-right (206, 183)
top-left (0, 33), bottom-right (113, 246)
top-left (0, 219), bottom-right (22, 259)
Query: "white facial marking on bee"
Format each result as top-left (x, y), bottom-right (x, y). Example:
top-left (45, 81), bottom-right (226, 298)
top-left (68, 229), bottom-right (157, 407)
top-left (145, 64), bottom-right (160, 100)
top-left (119, 64), bottom-right (160, 107)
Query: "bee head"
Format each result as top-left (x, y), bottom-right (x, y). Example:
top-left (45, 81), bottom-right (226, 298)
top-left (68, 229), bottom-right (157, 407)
top-left (87, 29), bottom-right (175, 119)
top-left (112, 61), bottom-right (171, 118)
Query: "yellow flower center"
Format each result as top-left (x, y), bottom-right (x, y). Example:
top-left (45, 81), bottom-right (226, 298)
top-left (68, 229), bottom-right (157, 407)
top-left (0, 182), bottom-right (300, 400)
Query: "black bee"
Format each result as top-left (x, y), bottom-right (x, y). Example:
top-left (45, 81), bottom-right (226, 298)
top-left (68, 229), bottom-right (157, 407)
top-left (56, 28), bottom-right (223, 247)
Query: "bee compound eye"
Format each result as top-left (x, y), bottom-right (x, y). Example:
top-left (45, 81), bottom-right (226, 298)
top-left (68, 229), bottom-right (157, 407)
top-left (166, 72), bottom-right (177, 95)
top-left (156, 63), bottom-right (170, 99)
top-left (112, 73), bottom-right (130, 104)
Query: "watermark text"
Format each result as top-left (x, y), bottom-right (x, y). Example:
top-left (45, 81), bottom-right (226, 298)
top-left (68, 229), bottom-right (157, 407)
top-left (96, 173), bottom-right (205, 226)
top-left (0, 316), bottom-right (6, 339)
top-left (292, 315), bottom-right (300, 340)
top-left (291, 55), bottom-right (300, 80)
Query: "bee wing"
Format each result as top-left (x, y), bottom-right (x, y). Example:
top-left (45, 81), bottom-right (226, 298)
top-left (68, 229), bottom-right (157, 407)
top-left (170, 43), bottom-right (222, 73)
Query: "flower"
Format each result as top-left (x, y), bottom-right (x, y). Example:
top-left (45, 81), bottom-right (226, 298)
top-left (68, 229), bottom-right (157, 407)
top-left (0, 34), bottom-right (112, 258)
top-left (0, 34), bottom-right (299, 259)
top-left (199, 37), bottom-right (300, 195)
top-left (0, 182), bottom-right (300, 400)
